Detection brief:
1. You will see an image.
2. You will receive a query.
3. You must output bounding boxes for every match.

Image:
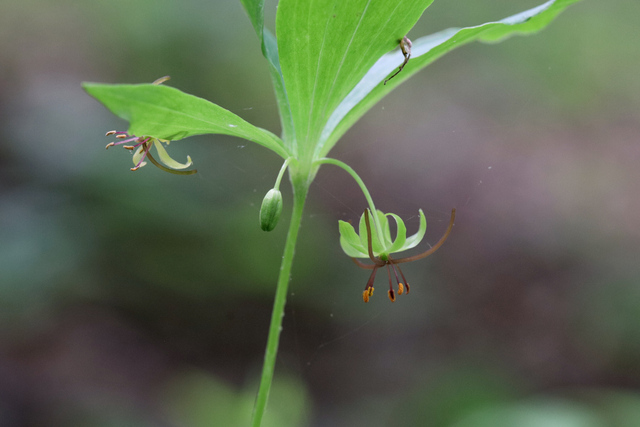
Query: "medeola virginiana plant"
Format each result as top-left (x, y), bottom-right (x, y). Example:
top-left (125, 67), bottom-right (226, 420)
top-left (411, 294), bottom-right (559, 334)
top-left (84, 0), bottom-right (583, 425)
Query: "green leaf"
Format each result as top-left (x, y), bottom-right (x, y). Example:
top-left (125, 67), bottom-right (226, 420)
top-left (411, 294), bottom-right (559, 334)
top-left (83, 83), bottom-right (290, 159)
top-left (316, 0), bottom-right (583, 158)
top-left (277, 0), bottom-right (434, 160)
top-left (239, 0), bottom-right (295, 148)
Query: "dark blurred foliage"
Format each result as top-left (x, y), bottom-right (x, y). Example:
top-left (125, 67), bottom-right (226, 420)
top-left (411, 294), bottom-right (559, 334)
top-left (1, 0), bottom-right (640, 426)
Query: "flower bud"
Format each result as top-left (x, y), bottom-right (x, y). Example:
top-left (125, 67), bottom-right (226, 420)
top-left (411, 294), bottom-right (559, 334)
top-left (259, 189), bottom-right (283, 231)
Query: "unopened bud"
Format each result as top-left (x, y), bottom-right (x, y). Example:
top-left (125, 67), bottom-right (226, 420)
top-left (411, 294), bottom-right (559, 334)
top-left (260, 189), bottom-right (283, 231)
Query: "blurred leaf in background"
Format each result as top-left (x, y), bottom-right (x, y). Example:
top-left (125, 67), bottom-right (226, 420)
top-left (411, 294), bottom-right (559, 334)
top-left (162, 370), bottom-right (310, 427)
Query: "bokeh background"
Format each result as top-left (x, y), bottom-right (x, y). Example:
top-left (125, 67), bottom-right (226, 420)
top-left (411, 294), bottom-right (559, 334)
top-left (2, 0), bottom-right (639, 426)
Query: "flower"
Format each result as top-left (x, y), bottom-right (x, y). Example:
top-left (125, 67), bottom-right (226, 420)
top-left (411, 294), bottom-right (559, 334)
top-left (339, 208), bottom-right (455, 302)
top-left (105, 130), bottom-right (196, 175)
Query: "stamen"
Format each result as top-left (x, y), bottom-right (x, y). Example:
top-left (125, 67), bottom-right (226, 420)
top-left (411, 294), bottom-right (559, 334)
top-left (363, 287), bottom-right (374, 303)
top-left (363, 267), bottom-right (378, 302)
top-left (365, 267), bottom-right (378, 291)
top-left (392, 260), bottom-right (410, 294)
top-left (106, 136), bottom-right (140, 149)
top-left (389, 262), bottom-right (403, 295)
top-left (386, 266), bottom-right (397, 302)
top-left (105, 130), bottom-right (117, 136)
top-left (116, 134), bottom-right (128, 139)
top-left (124, 138), bottom-right (148, 151)
top-left (131, 139), bottom-right (152, 171)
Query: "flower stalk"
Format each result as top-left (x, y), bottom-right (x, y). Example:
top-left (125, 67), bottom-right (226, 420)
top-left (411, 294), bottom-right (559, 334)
top-left (314, 157), bottom-right (384, 240)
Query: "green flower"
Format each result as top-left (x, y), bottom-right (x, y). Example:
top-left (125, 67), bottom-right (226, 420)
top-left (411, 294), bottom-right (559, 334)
top-left (101, 76), bottom-right (197, 175)
top-left (105, 130), bottom-right (197, 175)
top-left (339, 208), bottom-right (455, 302)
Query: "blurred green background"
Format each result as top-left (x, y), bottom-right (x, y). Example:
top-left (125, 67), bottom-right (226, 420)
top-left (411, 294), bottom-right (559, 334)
top-left (1, 0), bottom-right (640, 425)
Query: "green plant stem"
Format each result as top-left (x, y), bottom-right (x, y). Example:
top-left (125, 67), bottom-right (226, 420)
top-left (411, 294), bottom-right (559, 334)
top-left (251, 177), bottom-right (308, 427)
top-left (314, 157), bottom-right (384, 239)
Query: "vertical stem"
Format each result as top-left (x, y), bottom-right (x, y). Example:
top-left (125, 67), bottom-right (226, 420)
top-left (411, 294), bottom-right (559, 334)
top-left (251, 177), bottom-right (308, 427)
